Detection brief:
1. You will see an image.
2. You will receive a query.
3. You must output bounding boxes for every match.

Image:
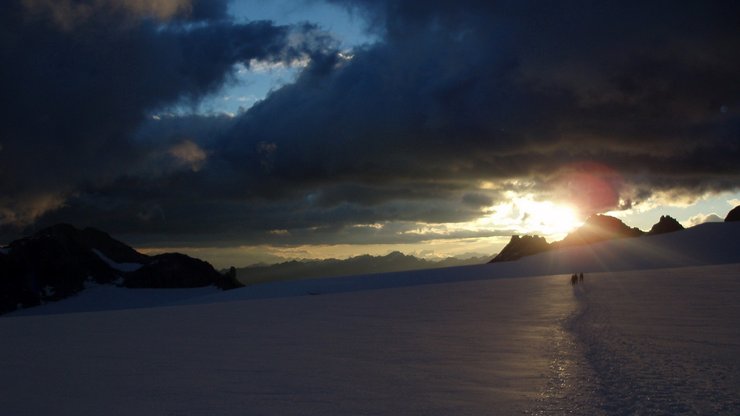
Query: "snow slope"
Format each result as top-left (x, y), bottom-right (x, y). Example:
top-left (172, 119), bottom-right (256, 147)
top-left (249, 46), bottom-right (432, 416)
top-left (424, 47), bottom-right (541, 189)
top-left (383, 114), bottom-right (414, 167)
top-left (7, 285), bottom-right (221, 317)
top-left (1, 263), bottom-right (739, 415)
top-left (1, 223), bottom-right (739, 414)
top-left (187, 221), bottom-right (740, 304)
top-left (0, 271), bottom-right (577, 415)
top-left (566, 264), bottom-right (740, 414)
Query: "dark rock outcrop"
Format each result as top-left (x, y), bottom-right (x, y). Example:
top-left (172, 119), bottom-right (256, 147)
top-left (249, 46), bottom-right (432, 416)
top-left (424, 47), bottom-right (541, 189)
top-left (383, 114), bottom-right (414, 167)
top-left (125, 253), bottom-right (238, 289)
top-left (489, 235), bottom-right (551, 263)
top-left (554, 214), bottom-right (644, 248)
top-left (648, 215), bottom-right (684, 235)
top-left (2, 224), bottom-right (123, 311)
top-left (725, 206), bottom-right (740, 222)
top-left (0, 224), bottom-right (241, 315)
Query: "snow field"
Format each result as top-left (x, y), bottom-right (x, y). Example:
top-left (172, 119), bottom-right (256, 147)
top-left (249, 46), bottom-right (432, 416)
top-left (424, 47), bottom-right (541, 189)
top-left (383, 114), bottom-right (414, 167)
top-left (2, 219), bottom-right (739, 414)
top-left (0, 273), bottom-right (577, 415)
top-left (568, 263), bottom-right (740, 415)
top-left (7, 285), bottom-right (221, 317)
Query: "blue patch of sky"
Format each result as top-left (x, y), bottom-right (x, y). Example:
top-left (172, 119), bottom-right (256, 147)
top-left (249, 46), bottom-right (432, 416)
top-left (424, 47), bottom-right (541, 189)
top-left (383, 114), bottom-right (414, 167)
top-left (616, 191), bottom-right (740, 230)
top-left (154, 0), bottom-right (373, 117)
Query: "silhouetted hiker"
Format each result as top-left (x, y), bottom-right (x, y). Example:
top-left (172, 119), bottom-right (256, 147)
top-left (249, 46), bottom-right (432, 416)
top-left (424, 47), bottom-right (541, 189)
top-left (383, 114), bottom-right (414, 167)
top-left (579, 272), bottom-right (584, 283)
top-left (571, 274), bottom-right (578, 285)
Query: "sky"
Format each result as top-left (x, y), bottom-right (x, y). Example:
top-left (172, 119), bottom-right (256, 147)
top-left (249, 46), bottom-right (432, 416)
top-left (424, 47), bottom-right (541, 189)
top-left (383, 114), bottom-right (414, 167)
top-left (1, 0), bottom-right (739, 268)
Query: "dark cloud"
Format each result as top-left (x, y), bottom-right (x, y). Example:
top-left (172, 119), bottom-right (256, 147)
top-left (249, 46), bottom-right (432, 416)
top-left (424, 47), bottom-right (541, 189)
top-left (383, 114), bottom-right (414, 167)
top-left (221, 0), bottom-right (740, 208)
top-left (30, 177), bottom-right (495, 247)
top-left (0, 0), bottom-right (332, 226)
top-left (2, 0), bottom-right (740, 249)
top-left (462, 193), bottom-right (494, 209)
top-left (20, 0), bottom-right (230, 28)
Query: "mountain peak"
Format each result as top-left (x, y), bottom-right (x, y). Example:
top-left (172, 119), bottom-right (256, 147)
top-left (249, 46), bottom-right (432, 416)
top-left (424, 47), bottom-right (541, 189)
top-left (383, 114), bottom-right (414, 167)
top-left (555, 214), bottom-right (643, 248)
top-left (648, 215), bottom-right (684, 235)
top-left (1, 223), bottom-right (240, 315)
top-left (20, 223), bottom-right (148, 264)
top-left (489, 214), bottom-right (680, 263)
top-left (489, 235), bottom-right (550, 263)
top-left (725, 206), bottom-right (740, 222)
top-left (35, 222), bottom-right (77, 235)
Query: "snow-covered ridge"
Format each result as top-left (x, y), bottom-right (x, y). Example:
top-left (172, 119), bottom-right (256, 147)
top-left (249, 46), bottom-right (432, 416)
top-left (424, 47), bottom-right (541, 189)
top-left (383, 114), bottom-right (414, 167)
top-left (92, 248), bottom-right (143, 272)
top-left (187, 221), bottom-right (740, 304)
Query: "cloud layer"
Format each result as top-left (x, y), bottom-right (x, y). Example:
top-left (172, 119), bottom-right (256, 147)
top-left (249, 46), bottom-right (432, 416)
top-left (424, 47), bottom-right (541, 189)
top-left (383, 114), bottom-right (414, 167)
top-left (0, 0), bottom-right (330, 226)
top-left (2, 0), bottom-right (739, 248)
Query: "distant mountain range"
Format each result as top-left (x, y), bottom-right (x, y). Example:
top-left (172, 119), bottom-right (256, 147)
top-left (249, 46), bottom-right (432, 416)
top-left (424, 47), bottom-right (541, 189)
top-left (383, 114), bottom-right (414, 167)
top-left (235, 252), bottom-right (490, 285)
top-left (0, 224), bottom-right (241, 315)
top-left (490, 207), bottom-right (739, 263)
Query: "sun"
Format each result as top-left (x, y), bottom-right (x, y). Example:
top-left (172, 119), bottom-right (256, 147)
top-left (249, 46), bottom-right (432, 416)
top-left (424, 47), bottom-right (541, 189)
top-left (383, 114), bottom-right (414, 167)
top-left (473, 194), bottom-right (583, 240)
top-left (514, 197), bottom-right (582, 238)
top-left (411, 194), bottom-right (583, 246)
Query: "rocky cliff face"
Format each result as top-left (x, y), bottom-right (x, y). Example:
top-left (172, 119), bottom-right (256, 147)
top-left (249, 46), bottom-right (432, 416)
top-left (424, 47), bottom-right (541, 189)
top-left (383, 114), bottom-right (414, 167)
top-left (490, 215), bottom-right (643, 263)
top-left (489, 235), bottom-right (551, 263)
top-left (124, 253), bottom-right (230, 289)
top-left (489, 213), bottom-right (696, 263)
top-left (554, 215), bottom-right (644, 248)
top-left (725, 206), bottom-right (740, 222)
top-left (0, 224), bottom-right (241, 315)
top-left (648, 215), bottom-right (685, 235)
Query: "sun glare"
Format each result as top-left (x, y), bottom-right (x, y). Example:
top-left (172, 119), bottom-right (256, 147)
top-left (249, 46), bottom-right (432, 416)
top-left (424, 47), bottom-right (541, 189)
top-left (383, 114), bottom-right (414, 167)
top-left (474, 194), bottom-right (582, 240)
top-left (516, 199), bottom-right (581, 237)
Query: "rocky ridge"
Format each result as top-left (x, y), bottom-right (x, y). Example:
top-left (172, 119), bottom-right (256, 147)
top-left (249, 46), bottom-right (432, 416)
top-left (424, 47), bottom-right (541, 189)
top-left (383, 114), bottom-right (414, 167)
top-left (0, 224), bottom-right (241, 314)
top-left (491, 213), bottom-right (690, 264)
top-left (725, 206), bottom-right (740, 222)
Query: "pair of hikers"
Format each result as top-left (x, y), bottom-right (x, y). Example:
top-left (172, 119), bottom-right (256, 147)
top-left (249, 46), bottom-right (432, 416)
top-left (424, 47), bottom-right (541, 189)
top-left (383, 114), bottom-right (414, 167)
top-left (570, 272), bottom-right (584, 285)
